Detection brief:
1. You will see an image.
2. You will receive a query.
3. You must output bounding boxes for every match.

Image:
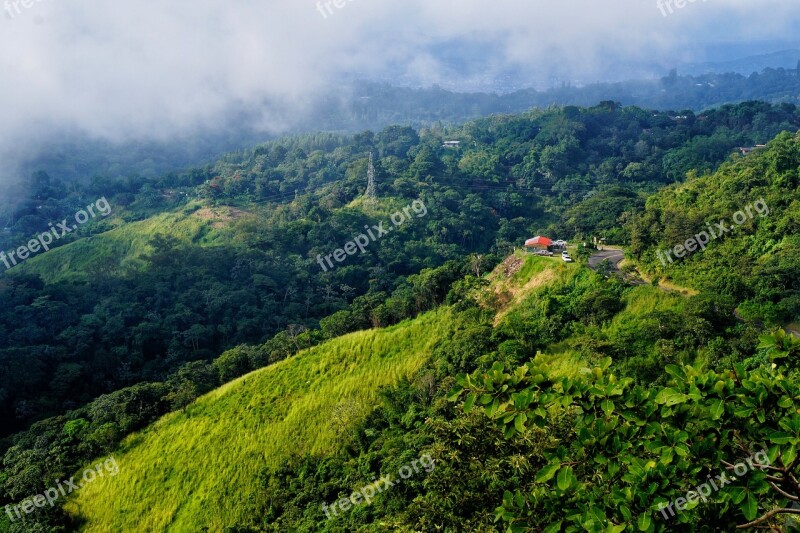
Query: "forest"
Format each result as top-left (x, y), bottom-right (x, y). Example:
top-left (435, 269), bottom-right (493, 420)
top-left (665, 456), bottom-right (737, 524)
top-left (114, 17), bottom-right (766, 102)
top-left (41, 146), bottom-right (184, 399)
top-left (7, 65), bottom-right (800, 192)
top-left (1, 100), bottom-right (800, 531)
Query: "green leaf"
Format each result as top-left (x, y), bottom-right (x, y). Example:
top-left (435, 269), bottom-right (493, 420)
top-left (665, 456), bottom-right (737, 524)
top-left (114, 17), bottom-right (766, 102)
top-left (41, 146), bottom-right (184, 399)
top-left (769, 431), bottom-right (794, 444)
top-left (781, 444), bottom-right (797, 468)
top-left (708, 399), bottom-right (724, 420)
top-left (665, 365), bottom-right (687, 383)
top-left (770, 350), bottom-right (790, 361)
top-left (557, 466), bottom-right (574, 491)
top-left (637, 512), bottom-right (652, 531)
top-left (601, 399), bottom-right (614, 416)
top-left (486, 398), bottom-right (499, 417)
top-left (654, 388), bottom-right (688, 406)
top-left (778, 396), bottom-right (794, 408)
top-left (739, 491), bottom-right (758, 521)
top-left (728, 486), bottom-right (747, 505)
top-left (463, 392), bottom-right (477, 412)
top-left (757, 333), bottom-right (777, 349)
top-left (535, 462), bottom-right (561, 483)
top-left (542, 522), bottom-right (562, 533)
top-left (446, 385), bottom-right (464, 402)
top-left (514, 413), bottom-right (527, 433)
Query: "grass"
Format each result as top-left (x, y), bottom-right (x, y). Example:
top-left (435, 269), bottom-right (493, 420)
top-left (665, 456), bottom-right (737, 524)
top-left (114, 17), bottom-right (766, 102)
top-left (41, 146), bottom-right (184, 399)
top-left (66, 253), bottom-right (683, 532)
top-left (615, 284), bottom-right (685, 318)
top-left (489, 252), bottom-right (575, 323)
top-left (530, 347), bottom-right (586, 380)
top-left (67, 309), bottom-right (451, 532)
top-left (511, 253), bottom-right (550, 284)
top-left (618, 257), bottom-right (699, 297)
top-left (15, 210), bottom-right (225, 283)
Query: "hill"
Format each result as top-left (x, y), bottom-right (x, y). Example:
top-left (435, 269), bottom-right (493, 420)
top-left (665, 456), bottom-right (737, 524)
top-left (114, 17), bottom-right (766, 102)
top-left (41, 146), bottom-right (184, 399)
top-left (67, 309), bottom-right (450, 531)
top-left (7, 100), bottom-right (800, 438)
top-left (11, 66), bottom-right (800, 197)
top-left (2, 105), bottom-right (800, 532)
top-left (65, 253), bottom-right (703, 532)
top-left (626, 130), bottom-right (800, 325)
top-left (105, 129), bottom-right (800, 531)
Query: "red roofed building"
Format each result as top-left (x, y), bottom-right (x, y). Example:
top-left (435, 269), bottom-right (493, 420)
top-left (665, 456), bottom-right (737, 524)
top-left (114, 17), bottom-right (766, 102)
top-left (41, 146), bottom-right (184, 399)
top-left (524, 236), bottom-right (553, 250)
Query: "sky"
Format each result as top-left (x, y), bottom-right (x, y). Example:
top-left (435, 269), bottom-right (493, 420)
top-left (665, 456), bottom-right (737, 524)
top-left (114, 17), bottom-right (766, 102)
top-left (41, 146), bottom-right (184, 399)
top-left (1, 0), bottom-right (799, 198)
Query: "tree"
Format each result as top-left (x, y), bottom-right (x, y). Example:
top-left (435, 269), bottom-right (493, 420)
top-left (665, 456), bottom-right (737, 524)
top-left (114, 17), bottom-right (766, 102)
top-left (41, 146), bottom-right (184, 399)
top-left (452, 355), bottom-right (800, 530)
top-left (214, 346), bottom-right (255, 382)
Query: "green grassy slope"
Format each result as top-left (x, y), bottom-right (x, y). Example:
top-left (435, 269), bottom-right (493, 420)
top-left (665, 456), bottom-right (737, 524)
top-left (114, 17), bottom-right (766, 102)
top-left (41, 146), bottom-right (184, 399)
top-left (66, 253), bottom-right (687, 532)
top-left (16, 206), bottom-right (228, 283)
top-left (67, 309), bottom-right (450, 532)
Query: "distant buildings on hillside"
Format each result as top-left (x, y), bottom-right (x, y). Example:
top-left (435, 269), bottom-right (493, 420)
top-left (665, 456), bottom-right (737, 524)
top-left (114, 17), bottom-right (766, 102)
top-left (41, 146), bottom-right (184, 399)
top-left (739, 144), bottom-right (767, 155)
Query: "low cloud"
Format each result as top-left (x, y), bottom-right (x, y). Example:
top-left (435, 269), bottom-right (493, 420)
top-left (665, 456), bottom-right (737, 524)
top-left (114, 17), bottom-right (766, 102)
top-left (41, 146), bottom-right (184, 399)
top-left (0, 0), bottom-right (798, 200)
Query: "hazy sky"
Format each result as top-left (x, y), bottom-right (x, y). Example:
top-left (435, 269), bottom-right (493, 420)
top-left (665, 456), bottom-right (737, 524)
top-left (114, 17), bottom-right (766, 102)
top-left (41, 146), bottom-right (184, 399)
top-left (1, 0), bottom-right (799, 195)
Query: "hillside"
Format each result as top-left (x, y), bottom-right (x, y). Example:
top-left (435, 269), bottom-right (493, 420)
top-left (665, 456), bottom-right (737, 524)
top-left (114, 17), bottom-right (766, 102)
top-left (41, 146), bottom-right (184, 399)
top-left (8, 210), bottom-right (800, 532)
top-left (2, 106), bottom-right (800, 533)
top-left (64, 253), bottom-right (578, 530)
top-left (7, 101), bottom-right (800, 439)
top-left (65, 253), bottom-right (703, 532)
top-left (627, 130), bottom-right (800, 325)
top-left (6, 4), bottom-right (800, 532)
top-left (16, 210), bottom-right (228, 283)
top-left (68, 309), bottom-right (450, 531)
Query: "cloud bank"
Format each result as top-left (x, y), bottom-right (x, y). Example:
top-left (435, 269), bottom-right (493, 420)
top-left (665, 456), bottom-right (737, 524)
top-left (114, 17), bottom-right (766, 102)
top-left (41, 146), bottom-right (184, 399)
top-left (0, 0), bottom-right (798, 198)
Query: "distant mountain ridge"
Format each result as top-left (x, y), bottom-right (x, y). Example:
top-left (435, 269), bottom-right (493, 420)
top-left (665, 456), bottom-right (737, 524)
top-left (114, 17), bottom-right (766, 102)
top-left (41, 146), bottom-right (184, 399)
top-left (9, 65), bottom-right (800, 210)
top-left (680, 49), bottom-right (800, 76)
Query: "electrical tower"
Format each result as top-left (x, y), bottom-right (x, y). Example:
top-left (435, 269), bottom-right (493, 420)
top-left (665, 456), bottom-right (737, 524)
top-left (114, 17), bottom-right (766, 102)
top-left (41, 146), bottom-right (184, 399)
top-left (365, 152), bottom-right (377, 204)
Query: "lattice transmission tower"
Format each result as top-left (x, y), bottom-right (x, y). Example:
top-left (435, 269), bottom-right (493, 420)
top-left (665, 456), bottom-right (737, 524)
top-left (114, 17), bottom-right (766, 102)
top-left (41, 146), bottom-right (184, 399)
top-left (364, 152), bottom-right (377, 204)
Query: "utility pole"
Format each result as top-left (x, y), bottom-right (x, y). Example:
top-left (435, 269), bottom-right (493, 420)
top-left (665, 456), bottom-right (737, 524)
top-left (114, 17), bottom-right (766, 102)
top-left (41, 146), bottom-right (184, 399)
top-left (365, 152), bottom-right (377, 204)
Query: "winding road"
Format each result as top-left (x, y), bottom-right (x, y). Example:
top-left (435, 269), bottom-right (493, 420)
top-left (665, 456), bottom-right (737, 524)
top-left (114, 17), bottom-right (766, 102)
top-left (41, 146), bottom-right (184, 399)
top-left (587, 248), bottom-right (625, 272)
top-left (588, 248), bottom-right (800, 338)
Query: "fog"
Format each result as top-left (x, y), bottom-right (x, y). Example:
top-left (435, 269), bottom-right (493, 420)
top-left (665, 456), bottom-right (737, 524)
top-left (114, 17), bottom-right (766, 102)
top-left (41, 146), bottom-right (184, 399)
top-left (1, 0), bottom-right (799, 198)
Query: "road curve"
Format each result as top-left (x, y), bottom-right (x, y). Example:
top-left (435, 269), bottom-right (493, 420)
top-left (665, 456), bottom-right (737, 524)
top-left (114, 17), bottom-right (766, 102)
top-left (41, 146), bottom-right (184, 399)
top-left (588, 249), bottom-right (625, 272)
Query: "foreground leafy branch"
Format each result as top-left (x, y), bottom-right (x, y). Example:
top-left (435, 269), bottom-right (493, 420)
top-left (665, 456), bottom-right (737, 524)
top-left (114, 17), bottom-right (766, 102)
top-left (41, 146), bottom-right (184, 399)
top-left (450, 344), bottom-right (800, 531)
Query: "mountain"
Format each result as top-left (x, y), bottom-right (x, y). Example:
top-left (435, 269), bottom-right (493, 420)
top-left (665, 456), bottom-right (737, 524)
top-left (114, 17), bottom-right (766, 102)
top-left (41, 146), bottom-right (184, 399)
top-left (680, 49), bottom-right (800, 77)
top-left (627, 130), bottom-right (800, 325)
top-left (1, 101), bottom-right (797, 437)
top-left (2, 104), bottom-right (800, 532)
top-left (70, 309), bottom-right (450, 531)
top-left (67, 253), bottom-right (649, 531)
top-left (8, 65), bottom-right (800, 212)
